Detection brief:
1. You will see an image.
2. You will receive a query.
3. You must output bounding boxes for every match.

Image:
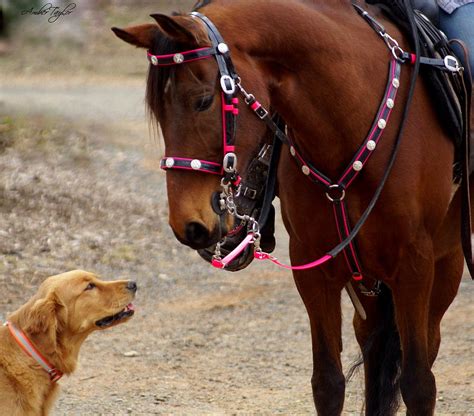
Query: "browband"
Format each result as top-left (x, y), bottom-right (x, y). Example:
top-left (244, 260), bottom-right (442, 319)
top-left (147, 46), bottom-right (215, 66)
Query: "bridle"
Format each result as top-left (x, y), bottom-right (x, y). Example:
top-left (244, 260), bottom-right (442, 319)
top-left (153, 11), bottom-right (278, 270)
top-left (156, 13), bottom-right (241, 186)
top-left (150, 5), bottom-right (469, 296)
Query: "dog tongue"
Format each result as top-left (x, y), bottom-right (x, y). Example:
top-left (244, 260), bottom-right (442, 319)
top-left (125, 303), bottom-right (135, 311)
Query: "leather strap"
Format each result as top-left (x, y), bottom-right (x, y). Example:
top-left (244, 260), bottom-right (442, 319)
top-left (147, 47), bottom-right (216, 66)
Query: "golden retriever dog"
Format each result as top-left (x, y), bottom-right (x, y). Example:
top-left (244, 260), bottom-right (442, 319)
top-left (0, 270), bottom-right (137, 416)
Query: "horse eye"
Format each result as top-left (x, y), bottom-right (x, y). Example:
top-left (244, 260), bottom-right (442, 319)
top-left (195, 95), bottom-right (214, 112)
top-left (85, 282), bottom-right (96, 291)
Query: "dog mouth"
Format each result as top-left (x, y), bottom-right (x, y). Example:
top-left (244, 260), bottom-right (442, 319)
top-left (95, 303), bottom-right (135, 328)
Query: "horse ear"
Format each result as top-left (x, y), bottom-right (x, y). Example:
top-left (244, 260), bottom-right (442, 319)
top-left (150, 14), bottom-right (207, 45)
top-left (111, 24), bottom-right (159, 49)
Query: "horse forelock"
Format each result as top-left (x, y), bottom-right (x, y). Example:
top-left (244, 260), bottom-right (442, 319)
top-left (146, 13), bottom-right (214, 123)
top-left (146, 34), bottom-right (177, 122)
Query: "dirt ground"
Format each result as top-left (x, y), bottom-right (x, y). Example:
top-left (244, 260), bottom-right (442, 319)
top-left (0, 2), bottom-right (473, 415)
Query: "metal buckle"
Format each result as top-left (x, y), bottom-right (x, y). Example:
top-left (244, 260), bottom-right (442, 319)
top-left (257, 144), bottom-right (272, 166)
top-left (220, 75), bottom-right (236, 95)
top-left (243, 187), bottom-right (257, 199)
top-left (359, 281), bottom-right (382, 297)
top-left (223, 152), bottom-right (238, 173)
top-left (256, 106), bottom-right (269, 120)
top-left (444, 55), bottom-right (461, 72)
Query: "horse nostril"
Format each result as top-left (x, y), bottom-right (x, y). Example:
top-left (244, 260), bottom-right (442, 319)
top-left (185, 222), bottom-right (211, 247)
top-left (126, 281), bottom-right (137, 293)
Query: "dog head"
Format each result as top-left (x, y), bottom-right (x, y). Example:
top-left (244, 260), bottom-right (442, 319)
top-left (8, 270), bottom-right (137, 372)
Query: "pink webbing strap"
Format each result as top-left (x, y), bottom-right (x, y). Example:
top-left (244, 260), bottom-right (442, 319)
top-left (254, 251), bottom-right (333, 270)
top-left (211, 232), bottom-right (334, 270)
top-left (212, 233), bottom-right (255, 269)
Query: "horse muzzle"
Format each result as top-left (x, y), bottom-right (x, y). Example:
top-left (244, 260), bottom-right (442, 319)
top-left (197, 204), bottom-right (277, 272)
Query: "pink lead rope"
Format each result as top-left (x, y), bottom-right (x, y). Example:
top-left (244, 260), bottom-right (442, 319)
top-left (211, 232), bottom-right (334, 270)
top-left (254, 251), bottom-right (334, 271)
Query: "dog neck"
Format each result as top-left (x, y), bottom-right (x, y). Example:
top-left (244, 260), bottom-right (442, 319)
top-left (55, 330), bottom-right (92, 374)
top-left (4, 321), bottom-right (63, 382)
top-left (5, 318), bottom-right (91, 378)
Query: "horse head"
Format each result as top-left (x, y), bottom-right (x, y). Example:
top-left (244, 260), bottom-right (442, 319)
top-left (112, 4), bottom-right (275, 269)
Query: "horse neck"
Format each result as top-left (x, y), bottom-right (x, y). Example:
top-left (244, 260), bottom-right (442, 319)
top-left (210, 0), bottom-right (390, 177)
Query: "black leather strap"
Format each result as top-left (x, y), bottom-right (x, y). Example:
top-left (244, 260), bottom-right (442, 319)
top-left (147, 47), bottom-right (215, 66)
top-left (327, 1), bottom-right (421, 259)
top-left (160, 157), bottom-right (222, 174)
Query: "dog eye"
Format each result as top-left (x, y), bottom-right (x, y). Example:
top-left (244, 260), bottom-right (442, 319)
top-left (194, 95), bottom-right (214, 112)
top-left (85, 283), bottom-right (96, 291)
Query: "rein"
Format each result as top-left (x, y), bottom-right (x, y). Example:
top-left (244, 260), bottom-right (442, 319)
top-left (153, 3), bottom-right (469, 290)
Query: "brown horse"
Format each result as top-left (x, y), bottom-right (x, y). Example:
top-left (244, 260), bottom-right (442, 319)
top-left (113, 1), bottom-right (469, 414)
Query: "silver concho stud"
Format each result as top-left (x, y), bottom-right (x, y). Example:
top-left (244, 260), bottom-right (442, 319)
top-left (173, 53), bottom-right (184, 64)
top-left (353, 161), bottom-right (363, 171)
top-left (392, 78), bottom-right (400, 88)
top-left (386, 98), bottom-right (394, 109)
top-left (290, 146), bottom-right (296, 157)
top-left (190, 159), bottom-right (202, 170)
top-left (217, 43), bottom-right (229, 54)
top-left (366, 140), bottom-right (376, 151)
top-left (150, 55), bottom-right (159, 66)
top-left (378, 119), bottom-right (387, 129)
top-left (165, 158), bottom-right (175, 168)
top-left (302, 165), bottom-right (310, 175)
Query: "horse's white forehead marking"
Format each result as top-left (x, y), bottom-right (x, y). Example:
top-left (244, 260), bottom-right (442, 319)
top-left (164, 78), bottom-right (172, 95)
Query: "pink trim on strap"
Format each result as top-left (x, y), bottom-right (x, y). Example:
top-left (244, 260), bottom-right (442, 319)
top-left (332, 204), bottom-right (354, 271)
top-left (340, 202), bottom-right (363, 275)
top-left (338, 61), bottom-right (397, 187)
top-left (170, 157), bottom-right (221, 166)
top-left (293, 149), bottom-right (331, 186)
top-left (162, 165), bottom-right (223, 175)
top-left (221, 92), bottom-right (227, 154)
top-left (250, 101), bottom-right (261, 111)
top-left (147, 47), bottom-right (211, 60)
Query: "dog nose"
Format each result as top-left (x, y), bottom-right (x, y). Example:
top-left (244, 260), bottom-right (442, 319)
top-left (184, 221), bottom-right (211, 249)
top-left (126, 281), bottom-right (137, 293)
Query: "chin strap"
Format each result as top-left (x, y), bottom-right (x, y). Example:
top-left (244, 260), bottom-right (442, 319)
top-left (4, 321), bottom-right (63, 382)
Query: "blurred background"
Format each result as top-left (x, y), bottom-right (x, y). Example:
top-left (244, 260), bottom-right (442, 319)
top-left (0, 1), bottom-right (472, 414)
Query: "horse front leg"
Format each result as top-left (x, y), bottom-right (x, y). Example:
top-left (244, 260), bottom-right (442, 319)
top-left (390, 237), bottom-right (437, 416)
top-left (426, 248), bottom-right (463, 366)
top-left (292, 265), bottom-right (346, 415)
top-left (353, 288), bottom-right (401, 416)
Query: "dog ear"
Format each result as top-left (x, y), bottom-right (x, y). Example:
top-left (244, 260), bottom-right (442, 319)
top-left (22, 292), bottom-right (65, 354)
